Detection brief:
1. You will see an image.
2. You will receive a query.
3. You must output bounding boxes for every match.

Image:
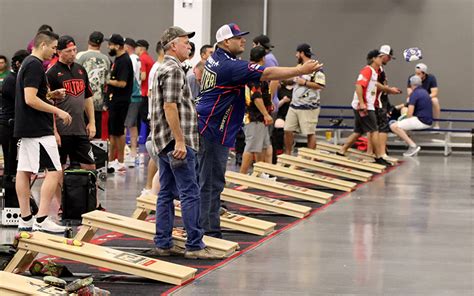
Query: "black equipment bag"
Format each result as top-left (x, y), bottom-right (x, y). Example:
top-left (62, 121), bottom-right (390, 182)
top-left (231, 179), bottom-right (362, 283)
top-left (61, 169), bottom-right (97, 220)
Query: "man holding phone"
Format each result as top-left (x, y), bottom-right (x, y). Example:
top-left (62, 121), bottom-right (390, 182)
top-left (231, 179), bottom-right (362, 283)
top-left (338, 49), bottom-right (399, 166)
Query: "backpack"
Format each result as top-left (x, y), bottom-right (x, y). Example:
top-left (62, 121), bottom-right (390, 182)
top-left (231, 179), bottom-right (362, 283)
top-left (61, 169), bottom-right (97, 220)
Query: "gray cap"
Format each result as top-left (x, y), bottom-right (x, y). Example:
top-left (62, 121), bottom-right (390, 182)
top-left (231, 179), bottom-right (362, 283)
top-left (416, 63), bottom-right (428, 73)
top-left (410, 75), bottom-right (422, 86)
top-left (160, 26), bottom-right (195, 46)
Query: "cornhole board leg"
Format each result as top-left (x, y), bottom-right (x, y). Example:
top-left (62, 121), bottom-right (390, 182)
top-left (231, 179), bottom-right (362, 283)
top-left (79, 211), bottom-right (239, 257)
top-left (7, 231), bottom-right (196, 285)
top-left (131, 207), bottom-right (149, 220)
top-left (0, 271), bottom-right (68, 295)
top-left (221, 188), bottom-right (311, 218)
top-left (136, 195), bottom-right (275, 236)
top-left (277, 154), bottom-right (372, 182)
top-left (74, 225), bottom-right (98, 242)
top-left (3, 249), bottom-right (34, 273)
top-left (298, 148), bottom-right (383, 173)
top-left (225, 171), bottom-right (332, 204)
top-left (253, 162), bottom-right (356, 192)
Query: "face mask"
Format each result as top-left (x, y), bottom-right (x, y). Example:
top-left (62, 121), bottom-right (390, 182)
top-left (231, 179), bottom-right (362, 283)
top-left (108, 48), bottom-right (117, 56)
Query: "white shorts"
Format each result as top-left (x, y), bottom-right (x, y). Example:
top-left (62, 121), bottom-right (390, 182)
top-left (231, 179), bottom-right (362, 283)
top-left (397, 117), bottom-right (431, 131)
top-left (17, 135), bottom-right (62, 173)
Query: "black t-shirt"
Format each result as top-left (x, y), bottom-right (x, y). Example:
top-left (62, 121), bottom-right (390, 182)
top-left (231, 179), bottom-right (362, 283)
top-left (246, 80), bottom-right (272, 122)
top-left (47, 61), bottom-right (93, 136)
top-left (377, 67), bottom-right (390, 109)
top-left (0, 72), bottom-right (17, 124)
top-left (108, 53), bottom-right (133, 105)
top-left (14, 55), bottom-right (54, 138)
top-left (277, 85), bottom-right (292, 120)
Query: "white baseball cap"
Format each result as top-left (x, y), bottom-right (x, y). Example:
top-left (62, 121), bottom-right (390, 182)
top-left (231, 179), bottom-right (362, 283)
top-left (379, 45), bottom-right (395, 59)
top-left (416, 63), bottom-right (428, 73)
top-left (216, 23), bottom-right (249, 43)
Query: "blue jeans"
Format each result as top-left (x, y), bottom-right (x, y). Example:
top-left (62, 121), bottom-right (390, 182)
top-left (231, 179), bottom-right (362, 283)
top-left (198, 136), bottom-right (229, 238)
top-left (154, 142), bottom-right (205, 251)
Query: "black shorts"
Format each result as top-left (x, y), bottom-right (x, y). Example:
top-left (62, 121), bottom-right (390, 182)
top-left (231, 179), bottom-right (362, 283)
top-left (353, 109), bottom-right (378, 134)
top-left (59, 135), bottom-right (95, 165)
top-left (108, 102), bottom-right (129, 136)
top-left (376, 107), bottom-right (390, 133)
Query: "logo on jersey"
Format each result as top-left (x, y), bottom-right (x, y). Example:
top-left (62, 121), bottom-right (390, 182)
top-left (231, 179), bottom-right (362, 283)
top-left (200, 67), bottom-right (217, 93)
top-left (248, 63), bottom-right (262, 72)
top-left (63, 79), bottom-right (86, 96)
top-left (357, 74), bottom-right (367, 82)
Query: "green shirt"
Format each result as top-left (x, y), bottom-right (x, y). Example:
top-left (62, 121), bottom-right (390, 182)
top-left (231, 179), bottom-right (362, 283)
top-left (0, 70), bottom-right (11, 92)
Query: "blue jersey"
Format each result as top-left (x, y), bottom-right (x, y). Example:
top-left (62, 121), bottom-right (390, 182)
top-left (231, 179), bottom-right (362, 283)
top-left (196, 48), bottom-right (265, 147)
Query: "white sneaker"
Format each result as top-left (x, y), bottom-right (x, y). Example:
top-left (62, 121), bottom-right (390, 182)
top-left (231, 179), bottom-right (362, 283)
top-left (114, 161), bottom-right (127, 172)
top-left (403, 146), bottom-right (421, 157)
top-left (260, 172), bottom-right (277, 182)
top-left (125, 156), bottom-right (136, 168)
top-left (140, 188), bottom-right (151, 197)
top-left (107, 159), bottom-right (117, 173)
top-left (33, 216), bottom-right (67, 233)
top-left (18, 217), bottom-right (34, 232)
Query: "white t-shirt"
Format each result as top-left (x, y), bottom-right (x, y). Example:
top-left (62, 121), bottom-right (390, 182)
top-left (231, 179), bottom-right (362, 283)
top-left (129, 53), bottom-right (141, 86)
top-left (147, 61), bottom-right (161, 119)
top-left (351, 65), bottom-right (378, 111)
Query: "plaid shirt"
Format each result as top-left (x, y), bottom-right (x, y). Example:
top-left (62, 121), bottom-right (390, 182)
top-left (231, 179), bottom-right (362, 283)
top-left (150, 55), bottom-right (199, 154)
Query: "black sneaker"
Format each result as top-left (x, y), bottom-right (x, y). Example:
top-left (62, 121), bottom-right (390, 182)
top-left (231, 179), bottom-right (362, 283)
top-left (375, 158), bottom-right (392, 167)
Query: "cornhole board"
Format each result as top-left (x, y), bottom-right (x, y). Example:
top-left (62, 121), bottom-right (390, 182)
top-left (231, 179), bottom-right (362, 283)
top-left (133, 195), bottom-right (275, 236)
top-left (277, 154), bottom-right (372, 182)
top-left (0, 271), bottom-right (67, 296)
top-left (225, 171), bottom-right (332, 204)
top-left (253, 162), bottom-right (356, 192)
top-left (221, 188), bottom-right (311, 218)
top-left (317, 141), bottom-right (399, 163)
top-left (76, 210), bottom-right (239, 257)
top-left (298, 148), bottom-right (384, 173)
top-left (4, 231), bottom-right (196, 285)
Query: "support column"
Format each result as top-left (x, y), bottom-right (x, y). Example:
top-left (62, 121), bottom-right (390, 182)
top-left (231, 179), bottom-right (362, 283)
top-left (174, 0), bottom-right (212, 65)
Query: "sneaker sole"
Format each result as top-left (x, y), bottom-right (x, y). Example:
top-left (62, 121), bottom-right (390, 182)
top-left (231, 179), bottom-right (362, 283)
top-left (33, 228), bottom-right (66, 234)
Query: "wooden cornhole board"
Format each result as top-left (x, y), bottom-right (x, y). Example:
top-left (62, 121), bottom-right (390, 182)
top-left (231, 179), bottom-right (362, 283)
top-left (0, 271), bottom-right (68, 295)
top-left (221, 188), bottom-right (311, 218)
top-left (317, 141), bottom-right (399, 163)
top-left (277, 154), bottom-right (372, 182)
top-left (225, 171), bottom-right (332, 204)
top-left (253, 162), bottom-right (356, 192)
top-left (76, 210), bottom-right (239, 257)
top-left (298, 148), bottom-right (384, 173)
top-left (133, 195), bottom-right (275, 236)
top-left (4, 231), bottom-right (196, 285)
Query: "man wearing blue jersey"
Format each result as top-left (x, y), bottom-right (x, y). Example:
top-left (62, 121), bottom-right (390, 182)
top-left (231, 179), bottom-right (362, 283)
top-left (196, 23), bottom-right (323, 238)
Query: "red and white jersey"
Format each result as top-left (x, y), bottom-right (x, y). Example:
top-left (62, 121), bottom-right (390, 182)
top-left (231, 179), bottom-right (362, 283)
top-left (351, 65), bottom-right (379, 110)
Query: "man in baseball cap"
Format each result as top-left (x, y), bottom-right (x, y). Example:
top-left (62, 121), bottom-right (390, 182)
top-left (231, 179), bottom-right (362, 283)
top-left (197, 23), bottom-right (322, 239)
top-left (160, 26), bottom-right (195, 47)
top-left (151, 26), bottom-right (225, 259)
top-left (89, 31), bottom-right (104, 46)
top-left (296, 43), bottom-right (316, 58)
top-left (374, 44), bottom-right (402, 161)
top-left (253, 34), bottom-right (279, 68)
top-left (379, 44), bottom-right (395, 59)
top-left (105, 33), bottom-right (125, 46)
top-left (407, 62), bottom-right (440, 128)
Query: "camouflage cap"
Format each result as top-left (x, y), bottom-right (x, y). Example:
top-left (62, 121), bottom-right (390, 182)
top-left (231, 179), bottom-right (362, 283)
top-left (160, 26), bottom-right (195, 47)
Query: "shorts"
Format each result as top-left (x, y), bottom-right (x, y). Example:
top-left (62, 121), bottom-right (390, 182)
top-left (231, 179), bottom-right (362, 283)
top-left (396, 117), bottom-right (431, 131)
top-left (59, 135), bottom-right (95, 165)
top-left (353, 109), bottom-right (378, 134)
top-left (376, 107), bottom-right (390, 133)
top-left (108, 102), bottom-right (129, 136)
top-left (125, 101), bottom-right (141, 128)
top-left (17, 135), bottom-right (62, 173)
top-left (244, 122), bottom-right (271, 153)
top-left (284, 107), bottom-right (320, 135)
